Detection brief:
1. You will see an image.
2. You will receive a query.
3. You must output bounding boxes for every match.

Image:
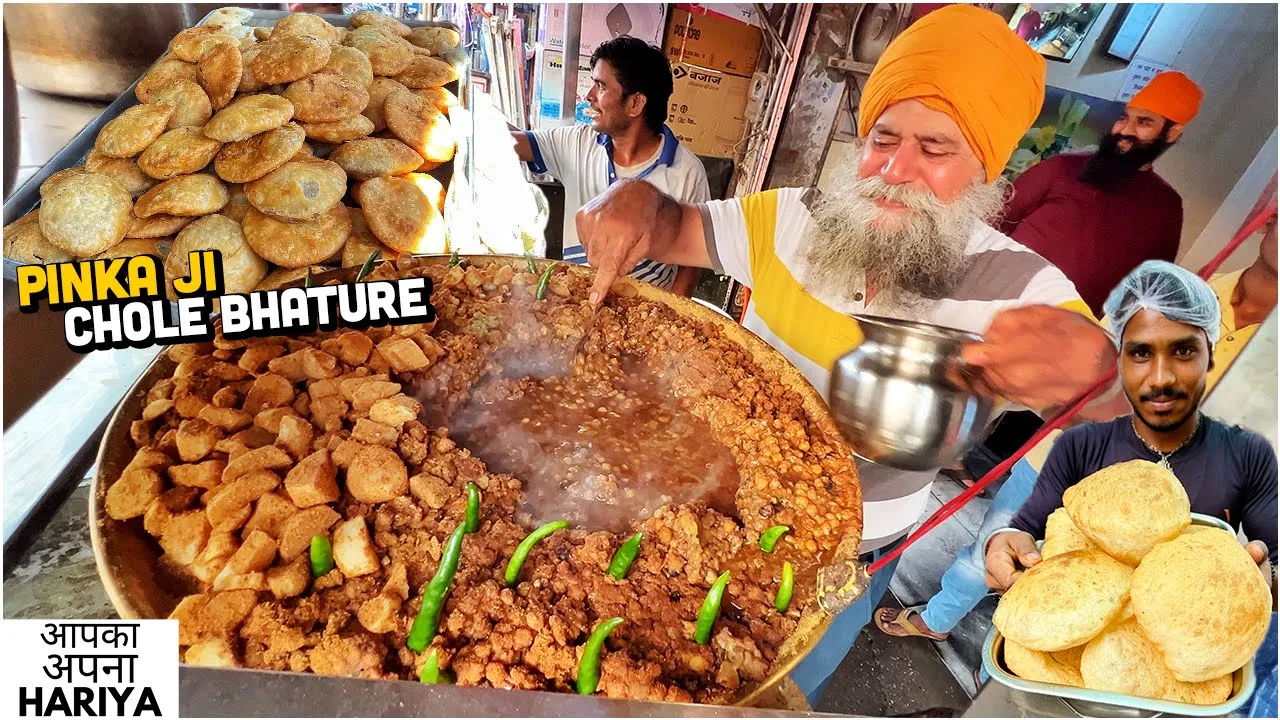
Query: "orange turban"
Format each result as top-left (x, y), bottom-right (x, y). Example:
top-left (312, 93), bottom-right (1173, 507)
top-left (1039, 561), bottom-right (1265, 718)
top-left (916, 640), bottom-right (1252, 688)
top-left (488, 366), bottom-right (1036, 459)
top-left (1129, 71), bottom-right (1203, 125)
top-left (858, 5), bottom-right (1046, 183)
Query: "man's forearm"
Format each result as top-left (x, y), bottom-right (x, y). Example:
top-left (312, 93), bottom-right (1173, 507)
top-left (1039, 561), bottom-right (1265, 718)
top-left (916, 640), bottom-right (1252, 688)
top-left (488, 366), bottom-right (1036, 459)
top-left (628, 183), bottom-right (713, 270)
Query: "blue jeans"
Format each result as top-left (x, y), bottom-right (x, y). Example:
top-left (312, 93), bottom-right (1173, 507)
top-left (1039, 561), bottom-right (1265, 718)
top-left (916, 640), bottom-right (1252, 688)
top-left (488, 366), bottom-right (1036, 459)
top-left (790, 536), bottom-right (906, 707)
top-left (917, 458), bottom-right (1039, 634)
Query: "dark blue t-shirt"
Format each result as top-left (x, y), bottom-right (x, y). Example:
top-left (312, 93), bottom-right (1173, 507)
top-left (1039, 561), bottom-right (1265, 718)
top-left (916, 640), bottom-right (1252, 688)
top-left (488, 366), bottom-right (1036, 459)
top-left (1010, 415), bottom-right (1278, 562)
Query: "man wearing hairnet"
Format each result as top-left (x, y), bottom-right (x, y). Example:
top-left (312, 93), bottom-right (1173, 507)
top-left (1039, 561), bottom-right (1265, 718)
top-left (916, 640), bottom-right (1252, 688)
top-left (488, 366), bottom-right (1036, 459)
top-left (984, 261), bottom-right (1277, 715)
top-left (986, 260), bottom-right (1277, 587)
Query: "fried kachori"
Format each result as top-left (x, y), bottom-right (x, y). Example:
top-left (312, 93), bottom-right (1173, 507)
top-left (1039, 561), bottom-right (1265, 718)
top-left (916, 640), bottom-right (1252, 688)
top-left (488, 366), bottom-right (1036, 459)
top-left (393, 56), bottom-right (458, 89)
top-left (362, 77), bottom-right (407, 132)
top-left (242, 205), bottom-right (352, 269)
top-left (96, 103), bottom-right (175, 158)
top-left (353, 175), bottom-right (444, 254)
top-left (148, 79), bottom-right (214, 129)
top-left (39, 173), bottom-right (134, 257)
top-left (993, 549), bottom-right (1132, 652)
top-left (197, 42), bottom-right (243, 110)
top-left (202, 94), bottom-right (295, 142)
top-left (283, 74), bottom-right (369, 123)
top-left (85, 150), bottom-right (160, 198)
top-left (166, 214), bottom-right (267, 295)
top-left (251, 35), bottom-right (332, 85)
top-left (270, 12), bottom-right (340, 45)
top-left (126, 214), bottom-right (194, 240)
top-left (138, 127), bottom-right (224, 180)
top-left (349, 10), bottom-right (411, 38)
top-left (1130, 529), bottom-right (1271, 682)
top-left (341, 208), bottom-right (400, 267)
top-left (300, 115), bottom-right (375, 144)
top-left (136, 57), bottom-right (201, 103)
top-left (319, 45), bottom-right (374, 88)
top-left (134, 174), bottom-right (229, 218)
top-left (328, 137), bottom-right (423, 180)
top-left (343, 26), bottom-right (412, 77)
top-left (4, 211), bottom-right (74, 264)
top-left (214, 122), bottom-right (307, 183)
top-left (383, 90), bottom-right (454, 162)
top-left (244, 159), bottom-right (347, 222)
top-left (95, 238), bottom-right (173, 261)
top-left (1062, 460), bottom-right (1190, 566)
top-left (406, 26), bottom-right (460, 54)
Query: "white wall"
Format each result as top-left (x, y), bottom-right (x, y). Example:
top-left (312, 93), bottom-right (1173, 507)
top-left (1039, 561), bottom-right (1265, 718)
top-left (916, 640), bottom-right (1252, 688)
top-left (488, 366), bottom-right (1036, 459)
top-left (1041, 3), bottom-right (1278, 263)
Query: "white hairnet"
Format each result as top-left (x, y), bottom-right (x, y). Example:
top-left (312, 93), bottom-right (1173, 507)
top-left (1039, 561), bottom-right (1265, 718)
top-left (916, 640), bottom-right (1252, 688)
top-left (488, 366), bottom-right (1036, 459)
top-left (1103, 260), bottom-right (1221, 348)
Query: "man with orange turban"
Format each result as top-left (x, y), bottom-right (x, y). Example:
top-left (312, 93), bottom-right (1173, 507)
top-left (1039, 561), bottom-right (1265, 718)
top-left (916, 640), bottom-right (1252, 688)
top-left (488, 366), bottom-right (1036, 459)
top-left (573, 5), bottom-right (1125, 705)
top-left (1002, 70), bottom-right (1204, 316)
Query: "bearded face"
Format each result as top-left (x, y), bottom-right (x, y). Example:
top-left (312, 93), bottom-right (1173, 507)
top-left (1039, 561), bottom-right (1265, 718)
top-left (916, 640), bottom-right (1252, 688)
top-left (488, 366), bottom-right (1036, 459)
top-left (1079, 129), bottom-right (1175, 187)
top-left (803, 151), bottom-right (1007, 305)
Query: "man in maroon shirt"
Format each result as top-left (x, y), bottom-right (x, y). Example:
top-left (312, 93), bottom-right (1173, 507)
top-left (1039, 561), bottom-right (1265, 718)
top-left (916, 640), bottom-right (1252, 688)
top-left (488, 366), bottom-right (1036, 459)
top-left (1001, 71), bottom-right (1205, 317)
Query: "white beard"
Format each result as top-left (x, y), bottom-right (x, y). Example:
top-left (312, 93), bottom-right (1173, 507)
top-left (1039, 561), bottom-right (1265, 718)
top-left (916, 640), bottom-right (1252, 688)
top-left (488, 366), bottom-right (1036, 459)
top-left (803, 160), bottom-right (1007, 306)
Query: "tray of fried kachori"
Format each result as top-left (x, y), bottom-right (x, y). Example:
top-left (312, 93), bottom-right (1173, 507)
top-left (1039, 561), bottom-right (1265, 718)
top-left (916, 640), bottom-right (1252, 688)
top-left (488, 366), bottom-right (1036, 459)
top-left (985, 460), bottom-right (1267, 716)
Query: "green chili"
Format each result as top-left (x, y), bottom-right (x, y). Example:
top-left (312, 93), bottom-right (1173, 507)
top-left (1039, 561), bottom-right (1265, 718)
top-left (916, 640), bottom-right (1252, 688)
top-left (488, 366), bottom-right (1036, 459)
top-left (356, 249), bottom-right (381, 282)
top-left (418, 648), bottom-right (453, 684)
top-left (775, 561), bottom-right (794, 613)
top-left (309, 535), bottom-right (333, 577)
top-left (304, 267), bottom-right (315, 289)
top-left (759, 525), bottom-right (790, 553)
top-left (464, 482), bottom-right (481, 534)
top-left (407, 524), bottom-right (466, 652)
top-left (576, 617), bottom-right (624, 695)
top-left (505, 520), bottom-right (570, 586)
top-left (535, 263), bottom-right (556, 300)
top-left (607, 532), bottom-right (643, 580)
top-left (695, 571), bottom-right (731, 645)
top-left (524, 253), bottom-right (539, 274)
top-left (448, 249), bottom-right (461, 267)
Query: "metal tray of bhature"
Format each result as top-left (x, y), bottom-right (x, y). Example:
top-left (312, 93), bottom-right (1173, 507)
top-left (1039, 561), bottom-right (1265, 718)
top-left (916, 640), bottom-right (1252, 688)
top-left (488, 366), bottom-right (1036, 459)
top-left (1, 8), bottom-right (468, 281)
top-left (983, 513), bottom-right (1256, 718)
top-left (89, 254), bottom-right (870, 710)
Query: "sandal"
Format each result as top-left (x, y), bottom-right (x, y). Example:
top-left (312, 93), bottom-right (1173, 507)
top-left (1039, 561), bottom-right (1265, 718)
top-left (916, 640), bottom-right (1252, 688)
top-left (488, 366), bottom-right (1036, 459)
top-left (873, 607), bottom-right (950, 641)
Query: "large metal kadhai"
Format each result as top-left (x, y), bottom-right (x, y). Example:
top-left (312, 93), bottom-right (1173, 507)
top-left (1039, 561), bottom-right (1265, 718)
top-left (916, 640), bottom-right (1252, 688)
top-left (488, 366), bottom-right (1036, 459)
top-left (91, 255), bottom-right (868, 711)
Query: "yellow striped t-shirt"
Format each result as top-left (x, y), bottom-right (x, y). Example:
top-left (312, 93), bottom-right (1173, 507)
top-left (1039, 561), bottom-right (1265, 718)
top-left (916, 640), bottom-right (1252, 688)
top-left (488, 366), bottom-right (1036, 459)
top-left (700, 188), bottom-right (1089, 551)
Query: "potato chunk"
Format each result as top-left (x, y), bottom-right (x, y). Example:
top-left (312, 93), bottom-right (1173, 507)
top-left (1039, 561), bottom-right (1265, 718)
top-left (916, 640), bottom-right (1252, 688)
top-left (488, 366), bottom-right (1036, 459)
top-left (244, 372), bottom-right (296, 413)
top-left (198, 405), bottom-right (253, 431)
top-left (332, 516), bottom-right (380, 577)
top-left (222, 445), bottom-right (292, 482)
top-left (346, 446), bottom-right (408, 503)
top-left (206, 470), bottom-right (280, 532)
top-left (168, 459), bottom-right (226, 489)
top-left (244, 492), bottom-right (298, 538)
top-left (351, 418), bottom-right (398, 446)
top-left (229, 529), bottom-right (278, 573)
top-left (320, 332), bottom-right (374, 366)
top-left (376, 336), bottom-right (431, 372)
top-left (278, 505), bottom-right (341, 560)
top-left (106, 467), bottom-right (164, 520)
top-left (160, 510), bottom-right (212, 565)
top-left (276, 414), bottom-right (314, 460)
top-left (267, 555), bottom-right (311, 599)
top-left (186, 638), bottom-right (240, 667)
top-left (284, 449), bottom-right (339, 507)
top-left (369, 395), bottom-right (420, 427)
top-left (192, 531), bottom-right (239, 584)
top-left (176, 418), bottom-right (222, 461)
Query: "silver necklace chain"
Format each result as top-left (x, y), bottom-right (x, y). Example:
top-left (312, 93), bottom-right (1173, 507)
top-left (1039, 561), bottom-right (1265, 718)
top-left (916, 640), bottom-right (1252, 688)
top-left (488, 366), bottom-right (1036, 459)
top-left (1132, 413), bottom-right (1201, 470)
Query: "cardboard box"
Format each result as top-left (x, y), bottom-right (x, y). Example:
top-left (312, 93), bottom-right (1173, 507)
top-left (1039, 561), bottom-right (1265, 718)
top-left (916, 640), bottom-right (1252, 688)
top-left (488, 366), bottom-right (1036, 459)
top-left (532, 48), bottom-right (594, 129)
top-left (677, 3), bottom-right (773, 29)
top-left (668, 63), bottom-right (751, 158)
top-left (663, 7), bottom-right (763, 78)
top-left (541, 3), bottom-right (668, 56)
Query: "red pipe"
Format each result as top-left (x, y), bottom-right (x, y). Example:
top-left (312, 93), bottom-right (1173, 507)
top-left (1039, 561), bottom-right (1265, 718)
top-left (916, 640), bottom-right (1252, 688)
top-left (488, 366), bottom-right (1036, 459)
top-left (866, 203), bottom-right (1278, 575)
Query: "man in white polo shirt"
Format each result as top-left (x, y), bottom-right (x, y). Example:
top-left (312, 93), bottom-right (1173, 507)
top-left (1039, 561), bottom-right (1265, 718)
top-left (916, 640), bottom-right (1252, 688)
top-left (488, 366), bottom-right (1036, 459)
top-left (513, 36), bottom-right (710, 295)
top-left (575, 6), bottom-right (1126, 705)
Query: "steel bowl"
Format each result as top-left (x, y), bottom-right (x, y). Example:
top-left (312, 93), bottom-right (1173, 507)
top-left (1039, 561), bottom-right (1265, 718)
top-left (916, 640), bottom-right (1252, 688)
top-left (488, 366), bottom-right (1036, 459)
top-left (828, 315), bottom-right (995, 471)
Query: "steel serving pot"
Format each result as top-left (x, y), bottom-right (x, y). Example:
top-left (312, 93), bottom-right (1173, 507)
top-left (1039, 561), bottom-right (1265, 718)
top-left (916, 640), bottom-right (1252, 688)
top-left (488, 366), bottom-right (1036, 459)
top-left (829, 315), bottom-right (996, 472)
top-left (90, 255), bottom-right (866, 711)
